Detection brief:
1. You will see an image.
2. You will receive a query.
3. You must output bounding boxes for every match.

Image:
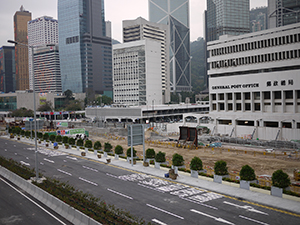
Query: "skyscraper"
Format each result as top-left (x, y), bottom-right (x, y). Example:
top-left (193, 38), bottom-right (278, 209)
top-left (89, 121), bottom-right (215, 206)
top-left (28, 16), bottom-right (59, 90)
top-left (58, 0), bottom-right (112, 99)
top-left (206, 0), bottom-right (250, 42)
top-left (123, 17), bottom-right (170, 103)
top-left (149, 0), bottom-right (191, 93)
top-left (268, 0), bottom-right (300, 28)
top-left (13, 5), bottom-right (32, 90)
top-left (0, 46), bottom-right (15, 93)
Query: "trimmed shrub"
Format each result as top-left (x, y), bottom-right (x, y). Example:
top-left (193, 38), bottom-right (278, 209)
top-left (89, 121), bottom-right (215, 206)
top-left (214, 160), bottom-right (228, 175)
top-left (49, 134), bottom-right (56, 142)
top-left (104, 142), bottom-right (113, 152)
top-left (85, 140), bottom-right (93, 149)
top-left (94, 141), bottom-right (101, 150)
top-left (37, 132), bottom-right (43, 139)
top-left (190, 157), bottom-right (203, 171)
top-left (20, 130), bottom-right (25, 136)
top-left (155, 151), bottom-right (166, 163)
top-left (172, 153), bottom-right (184, 166)
top-left (68, 137), bottom-right (75, 145)
top-left (126, 147), bottom-right (136, 157)
top-left (272, 169), bottom-right (291, 189)
top-left (114, 145), bottom-right (123, 155)
top-left (146, 148), bottom-right (155, 159)
top-left (62, 136), bottom-right (69, 144)
top-left (14, 127), bottom-right (21, 135)
top-left (55, 135), bottom-right (62, 143)
top-left (43, 133), bottom-right (49, 141)
top-left (25, 130), bottom-right (31, 137)
top-left (76, 139), bottom-right (84, 147)
top-left (240, 165), bottom-right (256, 181)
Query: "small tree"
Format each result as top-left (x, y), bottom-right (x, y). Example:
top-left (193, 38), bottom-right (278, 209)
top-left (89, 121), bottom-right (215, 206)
top-left (85, 140), bottom-right (93, 149)
top-left (240, 165), bottom-right (256, 181)
top-left (94, 141), bottom-right (101, 150)
top-left (104, 142), bottom-right (113, 152)
top-left (37, 132), bottom-right (43, 139)
top-left (55, 135), bottom-right (62, 143)
top-left (62, 136), bottom-right (69, 144)
top-left (20, 130), bottom-right (25, 136)
top-left (214, 160), bottom-right (228, 175)
top-left (68, 137), bottom-right (75, 145)
top-left (115, 145), bottom-right (123, 155)
top-left (15, 127), bottom-right (21, 135)
top-left (190, 157), bottom-right (203, 171)
top-left (146, 148), bottom-right (155, 159)
top-left (76, 139), bottom-right (84, 147)
top-left (25, 130), bottom-right (30, 137)
top-left (127, 147), bottom-right (137, 157)
top-left (272, 169), bottom-right (291, 189)
top-left (49, 134), bottom-right (56, 142)
top-left (43, 133), bottom-right (49, 141)
top-left (155, 151), bottom-right (166, 163)
top-left (172, 153), bottom-right (184, 166)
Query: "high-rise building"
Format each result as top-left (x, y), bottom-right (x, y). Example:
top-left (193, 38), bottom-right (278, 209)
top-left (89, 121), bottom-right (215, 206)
top-left (0, 46), bottom-right (15, 93)
top-left (106, 21), bottom-right (112, 38)
top-left (123, 17), bottom-right (170, 103)
top-left (206, 0), bottom-right (250, 42)
top-left (113, 39), bottom-right (162, 106)
top-left (28, 16), bottom-right (59, 90)
top-left (268, 0), bottom-right (300, 28)
top-left (58, 0), bottom-right (112, 99)
top-left (149, 0), bottom-right (191, 93)
top-left (250, 7), bottom-right (268, 33)
top-left (33, 45), bottom-right (62, 93)
top-left (13, 5), bottom-right (32, 90)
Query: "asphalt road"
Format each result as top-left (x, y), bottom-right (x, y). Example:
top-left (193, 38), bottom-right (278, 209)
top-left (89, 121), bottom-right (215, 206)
top-left (1, 137), bottom-right (300, 225)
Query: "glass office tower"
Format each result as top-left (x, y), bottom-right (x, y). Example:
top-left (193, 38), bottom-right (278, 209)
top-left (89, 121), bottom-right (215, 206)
top-left (0, 46), bottom-right (15, 93)
top-left (206, 0), bottom-right (250, 42)
top-left (58, 0), bottom-right (112, 98)
top-left (149, 0), bottom-right (191, 92)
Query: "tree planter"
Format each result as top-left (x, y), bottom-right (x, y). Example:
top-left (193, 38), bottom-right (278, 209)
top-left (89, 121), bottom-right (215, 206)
top-left (174, 165), bottom-right (185, 174)
top-left (240, 180), bottom-right (250, 190)
top-left (94, 150), bottom-right (98, 155)
top-left (155, 162), bottom-right (161, 169)
top-left (104, 152), bottom-right (108, 157)
top-left (191, 170), bottom-right (198, 178)
top-left (271, 186), bottom-right (283, 197)
top-left (213, 175), bottom-right (223, 184)
top-left (114, 154), bottom-right (119, 160)
top-left (76, 146), bottom-right (79, 151)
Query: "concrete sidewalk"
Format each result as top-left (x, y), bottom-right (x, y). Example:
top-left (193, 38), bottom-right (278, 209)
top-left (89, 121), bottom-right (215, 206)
top-left (4, 136), bottom-right (300, 215)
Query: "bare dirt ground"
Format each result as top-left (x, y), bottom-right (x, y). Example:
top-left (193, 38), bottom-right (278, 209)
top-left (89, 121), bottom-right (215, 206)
top-left (90, 130), bottom-right (300, 181)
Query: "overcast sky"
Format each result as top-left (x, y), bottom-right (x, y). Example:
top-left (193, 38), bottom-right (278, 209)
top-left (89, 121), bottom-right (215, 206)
top-left (0, 0), bottom-right (267, 46)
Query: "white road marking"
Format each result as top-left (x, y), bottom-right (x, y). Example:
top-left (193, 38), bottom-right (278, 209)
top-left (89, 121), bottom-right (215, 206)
top-left (20, 161), bottom-right (30, 166)
top-left (107, 188), bottom-right (133, 200)
top-left (15, 153), bottom-right (17, 155)
top-left (83, 165), bottom-right (98, 172)
top-left (0, 177), bottom-right (67, 225)
top-left (181, 197), bottom-right (218, 210)
top-left (44, 158), bottom-right (55, 164)
top-left (66, 156), bottom-right (77, 161)
top-left (223, 201), bottom-right (268, 215)
top-left (5, 149), bottom-right (7, 151)
top-left (191, 209), bottom-right (234, 225)
top-left (79, 177), bottom-right (98, 186)
top-left (106, 173), bottom-right (123, 179)
top-left (26, 157), bottom-right (29, 160)
top-left (57, 169), bottom-right (72, 176)
top-left (40, 162), bottom-right (44, 165)
top-left (147, 204), bottom-right (184, 220)
top-left (239, 215), bottom-right (269, 225)
top-left (138, 183), bottom-right (165, 193)
top-left (152, 218), bottom-right (167, 225)
top-left (14, 145), bottom-right (16, 147)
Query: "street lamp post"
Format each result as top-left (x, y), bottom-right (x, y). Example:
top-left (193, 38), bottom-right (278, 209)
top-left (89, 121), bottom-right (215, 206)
top-left (8, 40), bottom-right (39, 181)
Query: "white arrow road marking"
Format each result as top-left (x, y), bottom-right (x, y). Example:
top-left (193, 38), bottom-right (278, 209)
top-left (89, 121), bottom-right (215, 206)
top-left (57, 169), bottom-right (72, 176)
top-left (79, 177), bottom-right (98, 186)
top-left (147, 204), bottom-right (184, 220)
top-left (181, 197), bottom-right (218, 210)
top-left (4, 149), bottom-right (7, 151)
top-left (66, 156), bottom-right (77, 161)
top-left (239, 215), bottom-right (269, 225)
top-left (152, 218), bottom-right (167, 225)
top-left (223, 201), bottom-right (269, 215)
top-left (191, 209), bottom-right (234, 225)
top-left (107, 188), bottom-right (133, 200)
top-left (40, 162), bottom-right (44, 165)
top-left (20, 161), bottom-right (30, 166)
top-left (44, 158), bottom-right (55, 164)
top-left (83, 165), bottom-right (98, 172)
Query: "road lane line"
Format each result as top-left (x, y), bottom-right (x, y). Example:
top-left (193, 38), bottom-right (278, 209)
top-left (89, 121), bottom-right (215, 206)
top-left (224, 201), bottom-right (268, 215)
top-left (57, 169), bottom-right (72, 176)
top-left (83, 165), bottom-right (98, 172)
top-left (66, 156), bottom-right (77, 161)
top-left (0, 177), bottom-right (67, 225)
top-left (239, 215), bottom-right (269, 225)
top-left (152, 218), bottom-right (167, 225)
top-left (20, 161), bottom-right (30, 166)
top-left (79, 177), bottom-right (98, 186)
top-left (147, 204), bottom-right (184, 220)
top-left (44, 158), bottom-right (55, 164)
top-left (107, 188), bottom-right (133, 200)
top-left (191, 209), bottom-right (234, 225)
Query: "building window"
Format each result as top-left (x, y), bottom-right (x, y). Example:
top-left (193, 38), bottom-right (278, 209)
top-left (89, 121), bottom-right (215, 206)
top-left (219, 103), bottom-right (225, 110)
top-left (264, 121), bottom-right (279, 127)
top-left (254, 103), bottom-right (261, 111)
top-left (235, 93), bottom-right (241, 100)
top-left (285, 91), bottom-right (293, 99)
top-left (228, 103), bottom-right (233, 110)
top-left (245, 103), bottom-right (251, 111)
top-left (219, 93), bottom-right (224, 100)
top-left (227, 93), bottom-right (232, 100)
top-left (212, 104), bottom-right (216, 110)
top-left (263, 92), bottom-right (271, 100)
top-left (244, 92), bottom-right (251, 100)
top-left (253, 92), bottom-right (260, 100)
top-left (236, 103), bottom-right (242, 111)
top-left (274, 91), bottom-right (281, 99)
top-left (212, 94), bottom-right (216, 100)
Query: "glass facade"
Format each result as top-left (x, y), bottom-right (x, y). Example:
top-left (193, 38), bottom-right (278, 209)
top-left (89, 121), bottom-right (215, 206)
top-left (149, 0), bottom-right (191, 92)
top-left (58, 0), bottom-right (112, 97)
top-left (0, 46), bottom-right (15, 93)
top-left (0, 96), bottom-right (17, 111)
top-left (207, 0), bottom-right (250, 42)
